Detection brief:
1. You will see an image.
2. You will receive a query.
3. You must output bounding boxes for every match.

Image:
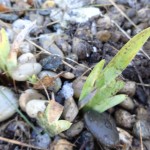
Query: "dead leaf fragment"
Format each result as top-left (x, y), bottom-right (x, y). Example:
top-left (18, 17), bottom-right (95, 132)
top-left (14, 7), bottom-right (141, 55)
top-left (50, 139), bottom-right (73, 150)
top-left (42, 0), bottom-right (55, 8)
top-left (0, 4), bottom-right (10, 12)
top-left (33, 76), bottom-right (56, 89)
top-left (46, 99), bottom-right (64, 123)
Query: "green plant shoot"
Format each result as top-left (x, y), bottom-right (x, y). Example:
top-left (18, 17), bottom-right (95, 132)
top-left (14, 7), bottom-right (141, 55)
top-left (79, 27), bottom-right (150, 113)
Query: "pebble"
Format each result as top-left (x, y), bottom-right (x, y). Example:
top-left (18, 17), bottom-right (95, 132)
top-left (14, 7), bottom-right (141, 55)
top-left (84, 110), bottom-right (119, 147)
top-left (65, 121), bottom-right (84, 137)
top-left (31, 127), bottom-right (51, 149)
top-left (119, 96), bottom-right (135, 111)
top-left (29, 13), bottom-right (44, 26)
top-left (19, 89), bottom-right (46, 112)
top-left (97, 16), bottom-right (111, 29)
top-left (76, 131), bottom-right (94, 150)
top-left (0, 86), bottom-right (18, 122)
top-left (19, 41), bottom-right (36, 54)
top-left (72, 37), bottom-right (91, 60)
top-left (0, 13), bottom-right (18, 22)
top-left (61, 72), bottom-right (75, 79)
top-left (64, 7), bottom-right (101, 23)
top-left (55, 37), bottom-right (71, 55)
top-left (18, 53), bottom-right (36, 64)
top-left (38, 71), bottom-right (62, 92)
top-left (117, 127), bottom-right (133, 147)
top-left (72, 76), bottom-right (87, 98)
top-left (55, 0), bottom-right (92, 9)
top-left (96, 30), bottom-right (111, 42)
top-left (63, 97), bottom-right (79, 122)
top-left (115, 109), bottom-right (135, 129)
top-left (119, 81), bottom-right (136, 97)
top-left (60, 82), bottom-right (74, 99)
top-left (25, 100), bottom-right (48, 118)
top-left (39, 55), bottom-right (62, 71)
top-left (48, 43), bottom-right (64, 58)
top-left (133, 119), bottom-right (150, 140)
top-left (11, 63), bottom-right (42, 81)
top-left (12, 19), bottom-right (33, 33)
top-left (135, 86), bottom-right (148, 105)
top-left (73, 65), bottom-right (87, 77)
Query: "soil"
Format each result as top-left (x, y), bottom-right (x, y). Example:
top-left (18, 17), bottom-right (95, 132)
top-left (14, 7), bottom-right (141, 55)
top-left (0, 0), bottom-right (150, 150)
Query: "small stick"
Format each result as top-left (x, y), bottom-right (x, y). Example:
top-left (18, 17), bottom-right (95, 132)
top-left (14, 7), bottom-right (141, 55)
top-left (0, 136), bottom-right (47, 150)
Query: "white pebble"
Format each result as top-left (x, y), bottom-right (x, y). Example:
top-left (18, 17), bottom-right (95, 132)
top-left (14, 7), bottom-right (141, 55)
top-left (60, 82), bottom-right (74, 99)
top-left (19, 89), bottom-right (46, 112)
top-left (18, 53), bottom-right (36, 64)
top-left (26, 100), bottom-right (48, 118)
top-left (0, 86), bottom-right (18, 122)
top-left (11, 63), bottom-right (42, 81)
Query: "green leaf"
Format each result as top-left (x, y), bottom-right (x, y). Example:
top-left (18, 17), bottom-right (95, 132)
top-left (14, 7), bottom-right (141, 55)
top-left (92, 94), bottom-right (127, 113)
top-left (48, 120), bottom-right (72, 137)
top-left (79, 79), bottom-right (125, 111)
top-left (37, 100), bottom-right (71, 137)
top-left (79, 59), bottom-right (105, 100)
top-left (0, 28), bottom-right (10, 71)
top-left (96, 27), bottom-right (150, 89)
top-left (79, 27), bottom-right (150, 113)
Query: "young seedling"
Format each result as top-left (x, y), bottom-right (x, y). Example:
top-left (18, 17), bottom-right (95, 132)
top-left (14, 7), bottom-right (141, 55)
top-left (79, 27), bottom-right (150, 113)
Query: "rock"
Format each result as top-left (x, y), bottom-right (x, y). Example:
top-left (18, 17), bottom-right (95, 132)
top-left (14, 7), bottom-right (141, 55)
top-left (19, 41), bottom-right (36, 54)
top-left (73, 65), bottom-right (87, 77)
top-left (135, 86), bottom-right (148, 105)
top-left (19, 89), bottom-right (46, 112)
top-left (63, 97), bottom-right (79, 122)
top-left (61, 72), bottom-right (75, 79)
top-left (40, 55), bottom-right (62, 71)
top-left (55, 36), bottom-right (71, 55)
top-left (66, 121), bottom-right (84, 137)
top-left (12, 19), bottom-right (33, 33)
top-left (31, 127), bottom-right (51, 149)
top-left (136, 106), bottom-right (150, 120)
top-left (72, 76), bottom-right (87, 98)
top-left (119, 81), bottom-right (136, 97)
top-left (38, 71), bottom-right (62, 92)
top-left (84, 110), bottom-right (119, 147)
top-left (55, 0), bottom-right (92, 9)
top-left (110, 31), bottom-right (121, 42)
top-left (48, 43), bottom-right (64, 58)
top-left (0, 13), bottom-right (18, 22)
top-left (51, 139), bottom-right (73, 150)
top-left (96, 30), bottom-right (111, 42)
top-left (115, 109), bottom-right (135, 129)
top-left (137, 8), bottom-right (150, 22)
top-left (64, 7), bottom-right (101, 23)
top-left (76, 131), bottom-right (94, 150)
top-left (0, 86), bottom-right (18, 122)
top-left (117, 127), bottom-right (133, 148)
top-left (97, 16), bottom-right (111, 30)
top-left (11, 63), bottom-right (42, 81)
top-left (144, 140), bottom-right (150, 150)
top-left (133, 119), bottom-right (150, 140)
top-left (26, 100), bottom-right (48, 118)
top-left (60, 82), bottom-right (74, 99)
top-left (126, 8), bottom-right (136, 18)
top-left (18, 53), bottom-right (36, 64)
top-left (72, 37), bottom-right (91, 60)
top-left (29, 13), bottom-right (44, 26)
top-left (119, 97), bottom-right (135, 111)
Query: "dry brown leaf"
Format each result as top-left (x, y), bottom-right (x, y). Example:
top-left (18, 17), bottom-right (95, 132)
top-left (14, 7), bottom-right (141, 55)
top-left (46, 99), bottom-right (64, 123)
top-left (33, 76), bottom-right (56, 89)
top-left (0, 4), bottom-right (10, 12)
top-left (50, 139), bottom-right (73, 150)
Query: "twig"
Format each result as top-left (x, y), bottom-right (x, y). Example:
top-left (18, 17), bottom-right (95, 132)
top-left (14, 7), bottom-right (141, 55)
top-left (139, 121), bottom-right (144, 150)
top-left (27, 39), bottom-right (90, 70)
top-left (112, 20), bottom-right (150, 60)
top-left (0, 136), bottom-right (47, 150)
